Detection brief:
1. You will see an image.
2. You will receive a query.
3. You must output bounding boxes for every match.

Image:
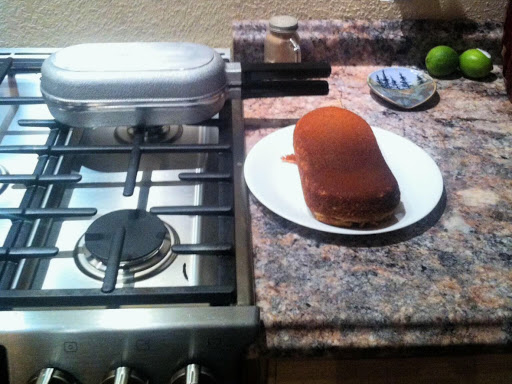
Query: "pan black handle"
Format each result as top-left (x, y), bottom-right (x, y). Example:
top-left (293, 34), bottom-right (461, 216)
top-left (241, 80), bottom-right (329, 99)
top-left (241, 62), bottom-right (331, 82)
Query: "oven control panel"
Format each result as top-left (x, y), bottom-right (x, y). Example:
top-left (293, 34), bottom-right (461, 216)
top-left (0, 306), bottom-right (258, 384)
top-left (26, 364), bottom-right (216, 384)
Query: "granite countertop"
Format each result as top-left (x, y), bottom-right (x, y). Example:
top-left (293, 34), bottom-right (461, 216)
top-left (243, 65), bottom-right (512, 357)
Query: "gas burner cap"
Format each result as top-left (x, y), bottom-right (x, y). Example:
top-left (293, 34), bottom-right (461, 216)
top-left (114, 125), bottom-right (183, 144)
top-left (74, 209), bottom-right (179, 283)
top-left (0, 164), bottom-right (8, 195)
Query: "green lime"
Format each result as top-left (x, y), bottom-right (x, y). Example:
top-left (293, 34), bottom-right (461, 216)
top-left (459, 49), bottom-right (493, 79)
top-left (425, 45), bottom-right (459, 77)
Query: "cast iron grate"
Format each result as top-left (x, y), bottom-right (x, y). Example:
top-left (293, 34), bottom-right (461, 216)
top-left (0, 53), bottom-right (238, 307)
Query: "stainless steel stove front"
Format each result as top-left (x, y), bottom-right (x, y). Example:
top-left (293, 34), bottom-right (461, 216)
top-left (0, 306), bottom-right (259, 384)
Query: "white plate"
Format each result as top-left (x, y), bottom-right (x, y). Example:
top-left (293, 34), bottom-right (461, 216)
top-left (244, 125), bottom-right (444, 235)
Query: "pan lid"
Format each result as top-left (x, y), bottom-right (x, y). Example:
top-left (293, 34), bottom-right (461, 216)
top-left (51, 42), bottom-right (215, 72)
top-left (41, 42), bottom-right (227, 102)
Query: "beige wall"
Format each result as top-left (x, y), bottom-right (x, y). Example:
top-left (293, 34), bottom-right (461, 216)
top-left (0, 0), bottom-right (508, 48)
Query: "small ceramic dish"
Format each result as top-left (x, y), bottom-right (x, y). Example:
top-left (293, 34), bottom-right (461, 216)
top-left (367, 67), bottom-right (436, 109)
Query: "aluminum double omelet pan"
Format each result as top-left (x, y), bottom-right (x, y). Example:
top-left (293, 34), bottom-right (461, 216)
top-left (41, 42), bottom-right (331, 128)
top-left (40, 42), bottom-right (230, 127)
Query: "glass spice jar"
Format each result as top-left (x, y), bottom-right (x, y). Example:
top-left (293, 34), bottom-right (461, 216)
top-left (264, 15), bottom-right (301, 63)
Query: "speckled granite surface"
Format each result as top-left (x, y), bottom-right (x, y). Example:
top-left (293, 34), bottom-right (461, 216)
top-left (234, 20), bottom-right (504, 65)
top-left (243, 65), bottom-right (512, 356)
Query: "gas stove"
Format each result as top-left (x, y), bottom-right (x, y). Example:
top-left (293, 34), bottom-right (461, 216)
top-left (0, 49), bottom-right (258, 384)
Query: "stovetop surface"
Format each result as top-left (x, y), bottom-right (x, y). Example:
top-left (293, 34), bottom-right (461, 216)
top-left (0, 49), bottom-right (242, 307)
top-left (42, 123), bottom-right (220, 290)
top-left (0, 48), bottom-right (258, 384)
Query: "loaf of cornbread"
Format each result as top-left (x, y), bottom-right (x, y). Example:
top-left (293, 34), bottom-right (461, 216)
top-left (293, 107), bottom-right (400, 227)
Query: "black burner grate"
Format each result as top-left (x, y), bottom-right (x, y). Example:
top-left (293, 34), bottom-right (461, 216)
top-left (0, 53), bottom-right (244, 307)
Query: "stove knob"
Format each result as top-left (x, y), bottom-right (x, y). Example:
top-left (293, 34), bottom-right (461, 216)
top-left (169, 364), bottom-right (217, 384)
top-left (101, 367), bottom-right (149, 384)
top-left (28, 368), bottom-right (79, 384)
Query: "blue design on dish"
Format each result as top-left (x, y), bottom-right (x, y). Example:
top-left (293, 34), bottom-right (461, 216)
top-left (367, 67), bottom-right (437, 109)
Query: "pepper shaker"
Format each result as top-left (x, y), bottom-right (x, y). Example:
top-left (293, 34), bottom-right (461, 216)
top-left (264, 15), bottom-right (301, 63)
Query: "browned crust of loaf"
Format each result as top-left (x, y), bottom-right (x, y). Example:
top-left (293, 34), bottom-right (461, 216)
top-left (294, 106), bottom-right (401, 228)
top-left (312, 210), bottom-right (396, 228)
